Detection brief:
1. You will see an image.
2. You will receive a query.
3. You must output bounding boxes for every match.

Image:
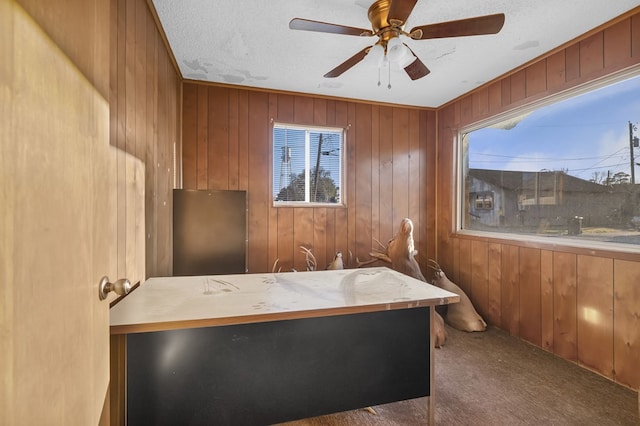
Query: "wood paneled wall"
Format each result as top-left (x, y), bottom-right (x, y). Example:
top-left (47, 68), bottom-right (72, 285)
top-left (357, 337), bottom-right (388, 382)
top-left (182, 84), bottom-right (436, 275)
top-left (110, 0), bottom-right (180, 280)
top-left (434, 11), bottom-right (640, 389)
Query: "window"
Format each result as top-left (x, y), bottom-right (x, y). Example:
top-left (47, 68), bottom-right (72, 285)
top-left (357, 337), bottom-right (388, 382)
top-left (272, 123), bottom-right (345, 206)
top-left (459, 71), bottom-right (640, 248)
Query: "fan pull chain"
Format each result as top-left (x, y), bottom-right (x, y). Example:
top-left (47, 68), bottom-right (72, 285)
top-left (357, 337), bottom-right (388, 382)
top-left (377, 67), bottom-right (381, 87)
top-left (388, 63), bottom-right (392, 89)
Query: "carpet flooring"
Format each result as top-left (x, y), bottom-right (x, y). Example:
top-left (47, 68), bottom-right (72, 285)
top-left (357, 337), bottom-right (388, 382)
top-left (279, 326), bottom-right (639, 425)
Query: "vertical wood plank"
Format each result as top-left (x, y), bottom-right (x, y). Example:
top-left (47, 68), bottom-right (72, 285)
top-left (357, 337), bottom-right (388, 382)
top-left (565, 44), bottom-right (581, 81)
top-left (293, 95), bottom-right (313, 124)
top-left (613, 259), bottom-right (640, 389)
top-left (525, 60), bottom-right (547, 98)
top-left (347, 103), bottom-right (357, 261)
top-left (247, 91), bottom-right (270, 273)
top-left (392, 108), bottom-right (410, 226)
top-left (238, 90), bottom-right (249, 191)
top-left (267, 94), bottom-right (279, 273)
top-left (470, 240), bottom-right (489, 319)
top-left (554, 252), bottom-right (578, 362)
top-left (488, 81), bottom-right (502, 113)
top-left (196, 85), bottom-right (208, 189)
top-left (313, 208), bottom-right (327, 270)
top-left (501, 245), bottom-right (519, 335)
top-left (487, 243), bottom-right (502, 326)
top-left (510, 70), bottom-right (526, 104)
top-left (500, 78), bottom-right (511, 107)
top-left (294, 209), bottom-right (314, 271)
top-left (604, 19), bottom-right (631, 68)
top-left (540, 250), bottom-right (554, 352)
top-left (334, 208), bottom-right (348, 259)
top-left (472, 87), bottom-right (489, 119)
top-left (313, 98), bottom-right (327, 126)
top-left (421, 110), bottom-right (435, 263)
top-left (181, 83), bottom-right (197, 189)
top-left (632, 14), bottom-right (640, 59)
top-left (370, 105), bottom-right (381, 253)
top-left (579, 33), bottom-right (604, 77)
top-left (408, 109), bottom-right (421, 250)
top-left (458, 239), bottom-right (472, 295)
top-left (355, 103), bottom-right (372, 261)
top-left (277, 208), bottom-right (294, 271)
top-left (519, 247), bottom-right (541, 346)
top-left (277, 94), bottom-right (294, 123)
top-left (228, 89), bottom-right (240, 190)
top-left (546, 50), bottom-right (566, 91)
top-left (378, 106), bottom-right (394, 242)
top-left (209, 86), bottom-right (229, 190)
top-left (576, 255), bottom-right (614, 379)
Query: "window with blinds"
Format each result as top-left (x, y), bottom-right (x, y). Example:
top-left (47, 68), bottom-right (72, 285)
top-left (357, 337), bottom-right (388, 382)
top-left (272, 123), bottom-right (345, 206)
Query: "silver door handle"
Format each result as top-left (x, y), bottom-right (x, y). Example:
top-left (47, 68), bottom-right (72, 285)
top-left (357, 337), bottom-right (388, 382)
top-left (98, 276), bottom-right (132, 301)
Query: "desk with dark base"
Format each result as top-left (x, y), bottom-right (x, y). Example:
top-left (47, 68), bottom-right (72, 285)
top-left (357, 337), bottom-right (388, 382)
top-left (110, 267), bottom-right (458, 425)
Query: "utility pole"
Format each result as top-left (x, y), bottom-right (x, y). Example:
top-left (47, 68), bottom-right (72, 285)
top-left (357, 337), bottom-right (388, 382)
top-left (629, 121), bottom-right (637, 184)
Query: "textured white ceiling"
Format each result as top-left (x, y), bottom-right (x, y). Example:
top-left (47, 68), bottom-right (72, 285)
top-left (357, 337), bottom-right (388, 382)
top-left (152, 0), bottom-right (640, 108)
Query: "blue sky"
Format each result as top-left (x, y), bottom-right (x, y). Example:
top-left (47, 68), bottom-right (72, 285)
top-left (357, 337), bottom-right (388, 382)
top-left (468, 74), bottom-right (640, 181)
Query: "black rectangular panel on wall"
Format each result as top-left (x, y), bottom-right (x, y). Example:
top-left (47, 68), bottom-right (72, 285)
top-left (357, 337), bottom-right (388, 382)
top-left (173, 189), bottom-right (246, 275)
top-left (126, 307), bottom-right (431, 425)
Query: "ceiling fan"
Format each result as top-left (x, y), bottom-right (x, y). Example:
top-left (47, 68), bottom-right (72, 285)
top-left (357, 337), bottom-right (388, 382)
top-left (289, 0), bottom-right (505, 81)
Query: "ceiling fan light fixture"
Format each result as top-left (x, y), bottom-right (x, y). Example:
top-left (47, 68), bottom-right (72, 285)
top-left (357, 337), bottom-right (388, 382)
top-left (364, 43), bottom-right (385, 68)
top-left (386, 37), bottom-right (412, 68)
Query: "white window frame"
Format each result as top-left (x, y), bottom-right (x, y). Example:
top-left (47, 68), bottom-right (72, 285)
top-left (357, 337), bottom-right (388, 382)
top-left (271, 122), bottom-right (346, 207)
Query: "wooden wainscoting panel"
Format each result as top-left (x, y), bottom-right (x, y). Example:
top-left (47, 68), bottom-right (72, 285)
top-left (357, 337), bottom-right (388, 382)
top-left (277, 208), bottom-right (295, 271)
top-left (501, 245), bottom-right (520, 335)
top-left (294, 95), bottom-right (314, 124)
top-left (196, 84), bottom-right (209, 189)
top-left (546, 50), bottom-right (566, 91)
top-left (370, 105), bottom-right (381, 256)
top-left (632, 14), bottom-right (640, 58)
top-left (604, 19), bottom-right (632, 68)
top-left (576, 255), bottom-right (614, 379)
top-left (355, 103), bottom-right (373, 262)
top-left (293, 209), bottom-right (314, 271)
top-left (565, 44), bottom-right (581, 82)
top-left (314, 97), bottom-right (328, 126)
top-left (228, 89), bottom-right (240, 190)
top-left (313, 208), bottom-right (328, 270)
top-left (378, 106), bottom-right (395, 242)
top-left (579, 33), bottom-right (604, 77)
top-left (488, 81), bottom-right (502, 113)
top-left (525, 60), bottom-right (547, 98)
top-left (182, 83), bottom-right (198, 189)
top-left (553, 252), bottom-right (578, 362)
top-left (392, 108), bottom-right (410, 226)
top-left (519, 247), bottom-right (542, 346)
top-left (510, 70), bottom-right (526, 105)
top-left (613, 259), bottom-right (640, 389)
top-left (208, 86), bottom-right (230, 190)
top-left (335, 208), bottom-right (349, 261)
top-left (247, 91), bottom-right (270, 273)
top-left (540, 250), bottom-right (554, 352)
top-left (487, 243), bottom-right (503, 326)
top-left (471, 240), bottom-right (489, 320)
top-left (408, 109), bottom-right (421, 245)
top-left (458, 238), bottom-right (472, 295)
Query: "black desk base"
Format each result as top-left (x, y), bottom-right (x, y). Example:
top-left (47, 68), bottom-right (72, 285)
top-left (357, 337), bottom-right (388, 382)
top-left (127, 307), bottom-right (431, 425)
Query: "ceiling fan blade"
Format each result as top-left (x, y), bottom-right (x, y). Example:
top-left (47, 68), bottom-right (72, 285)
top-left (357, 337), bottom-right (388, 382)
top-left (324, 46), bottom-right (371, 78)
top-left (402, 47), bottom-right (430, 80)
top-left (388, 0), bottom-right (418, 26)
top-left (290, 18), bottom-right (373, 37)
top-left (410, 13), bottom-right (505, 40)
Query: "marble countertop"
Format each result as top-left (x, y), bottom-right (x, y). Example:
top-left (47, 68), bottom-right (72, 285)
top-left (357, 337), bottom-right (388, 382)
top-left (110, 267), bottom-right (459, 334)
